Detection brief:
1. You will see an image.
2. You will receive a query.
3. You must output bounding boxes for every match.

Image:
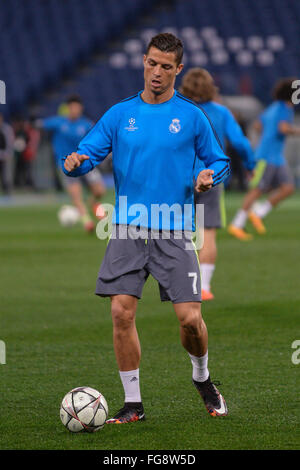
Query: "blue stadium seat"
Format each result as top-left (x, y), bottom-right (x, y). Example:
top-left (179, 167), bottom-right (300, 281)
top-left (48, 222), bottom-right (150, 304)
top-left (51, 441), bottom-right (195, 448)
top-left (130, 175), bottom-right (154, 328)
top-left (1, 0), bottom-right (298, 119)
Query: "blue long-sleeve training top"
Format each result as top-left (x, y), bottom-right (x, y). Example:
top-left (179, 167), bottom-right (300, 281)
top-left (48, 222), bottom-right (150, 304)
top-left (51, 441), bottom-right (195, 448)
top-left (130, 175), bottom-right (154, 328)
top-left (41, 116), bottom-right (94, 167)
top-left (255, 100), bottom-right (294, 167)
top-left (200, 101), bottom-right (255, 170)
top-left (62, 90), bottom-right (231, 230)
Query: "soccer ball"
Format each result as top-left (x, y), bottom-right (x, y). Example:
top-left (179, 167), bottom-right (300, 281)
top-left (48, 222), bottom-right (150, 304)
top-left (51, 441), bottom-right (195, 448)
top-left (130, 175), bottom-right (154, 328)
top-left (57, 205), bottom-right (80, 227)
top-left (60, 386), bottom-right (108, 433)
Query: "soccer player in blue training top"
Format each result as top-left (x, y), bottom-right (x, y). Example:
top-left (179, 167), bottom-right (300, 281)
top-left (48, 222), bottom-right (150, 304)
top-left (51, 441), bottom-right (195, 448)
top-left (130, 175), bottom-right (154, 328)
top-left (63, 33), bottom-right (231, 422)
top-left (180, 68), bottom-right (255, 300)
top-left (37, 94), bottom-right (106, 232)
top-left (229, 77), bottom-right (300, 240)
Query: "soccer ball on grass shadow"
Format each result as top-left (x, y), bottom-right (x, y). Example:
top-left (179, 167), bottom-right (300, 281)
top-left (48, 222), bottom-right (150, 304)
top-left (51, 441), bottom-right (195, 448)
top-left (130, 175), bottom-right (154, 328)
top-left (57, 205), bottom-right (80, 227)
top-left (60, 386), bottom-right (108, 432)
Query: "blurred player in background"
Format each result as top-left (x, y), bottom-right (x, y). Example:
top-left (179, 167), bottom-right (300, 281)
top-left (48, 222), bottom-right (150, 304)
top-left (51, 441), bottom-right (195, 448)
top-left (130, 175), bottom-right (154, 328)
top-left (180, 68), bottom-right (255, 300)
top-left (0, 113), bottom-right (14, 195)
top-left (229, 78), bottom-right (300, 239)
top-left (63, 33), bottom-right (231, 422)
top-left (13, 115), bottom-right (40, 189)
top-left (37, 94), bottom-right (106, 232)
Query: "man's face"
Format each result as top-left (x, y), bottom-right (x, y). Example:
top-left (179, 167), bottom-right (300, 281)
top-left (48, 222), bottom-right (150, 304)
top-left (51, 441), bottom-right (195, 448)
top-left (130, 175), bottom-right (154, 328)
top-left (68, 102), bottom-right (83, 120)
top-left (143, 47), bottom-right (183, 96)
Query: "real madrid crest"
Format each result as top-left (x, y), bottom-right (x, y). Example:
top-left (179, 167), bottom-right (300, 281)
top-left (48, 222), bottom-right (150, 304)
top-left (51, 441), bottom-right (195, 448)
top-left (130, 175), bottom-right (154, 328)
top-left (169, 118), bottom-right (181, 134)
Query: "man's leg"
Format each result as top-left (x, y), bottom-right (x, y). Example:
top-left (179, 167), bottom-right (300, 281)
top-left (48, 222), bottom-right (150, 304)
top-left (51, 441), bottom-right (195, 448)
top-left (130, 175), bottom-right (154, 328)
top-left (66, 181), bottom-right (94, 232)
top-left (232, 187), bottom-right (262, 226)
top-left (89, 181), bottom-right (106, 204)
top-left (174, 301), bottom-right (208, 367)
top-left (107, 294), bottom-right (145, 423)
top-left (228, 187), bottom-right (262, 240)
top-left (248, 183), bottom-right (294, 233)
top-left (199, 228), bottom-right (217, 300)
top-left (110, 294), bottom-right (140, 371)
top-left (86, 171), bottom-right (106, 219)
top-left (173, 301), bottom-right (227, 417)
top-left (195, 186), bottom-right (221, 299)
top-left (266, 183), bottom-right (294, 207)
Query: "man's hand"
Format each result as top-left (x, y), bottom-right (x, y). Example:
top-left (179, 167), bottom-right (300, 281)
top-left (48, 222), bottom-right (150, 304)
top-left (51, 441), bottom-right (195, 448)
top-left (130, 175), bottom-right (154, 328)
top-left (195, 169), bottom-right (214, 193)
top-left (64, 152), bottom-right (90, 172)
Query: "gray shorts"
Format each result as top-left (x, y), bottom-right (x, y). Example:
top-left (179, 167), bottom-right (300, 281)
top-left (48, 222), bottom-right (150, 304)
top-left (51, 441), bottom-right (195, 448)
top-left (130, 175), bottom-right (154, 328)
top-left (194, 185), bottom-right (224, 229)
top-left (60, 167), bottom-right (103, 188)
top-left (256, 162), bottom-right (294, 192)
top-left (95, 225), bottom-right (202, 303)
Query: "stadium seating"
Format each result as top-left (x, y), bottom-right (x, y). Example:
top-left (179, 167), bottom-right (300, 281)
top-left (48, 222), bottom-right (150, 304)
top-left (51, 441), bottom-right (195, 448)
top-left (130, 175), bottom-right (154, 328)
top-left (1, 0), bottom-right (299, 120)
top-left (0, 0), bottom-right (154, 117)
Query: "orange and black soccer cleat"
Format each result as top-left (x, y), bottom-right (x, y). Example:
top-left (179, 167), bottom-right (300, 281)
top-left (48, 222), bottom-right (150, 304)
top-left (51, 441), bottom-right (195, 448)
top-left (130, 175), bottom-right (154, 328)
top-left (201, 289), bottom-right (214, 301)
top-left (106, 402), bottom-right (145, 424)
top-left (193, 376), bottom-right (228, 417)
top-left (248, 211), bottom-right (266, 235)
top-left (227, 224), bottom-right (253, 241)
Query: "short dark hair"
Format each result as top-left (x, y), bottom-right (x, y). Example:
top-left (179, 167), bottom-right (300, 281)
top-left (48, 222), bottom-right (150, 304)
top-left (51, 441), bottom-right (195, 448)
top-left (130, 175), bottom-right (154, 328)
top-left (272, 78), bottom-right (297, 102)
top-left (146, 33), bottom-right (183, 65)
top-left (66, 94), bottom-right (83, 105)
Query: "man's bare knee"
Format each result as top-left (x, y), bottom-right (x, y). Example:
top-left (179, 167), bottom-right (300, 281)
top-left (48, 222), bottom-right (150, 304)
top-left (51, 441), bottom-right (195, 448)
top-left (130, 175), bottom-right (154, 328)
top-left (111, 297), bottom-right (136, 330)
top-left (180, 309), bottom-right (203, 336)
top-left (285, 183), bottom-right (295, 195)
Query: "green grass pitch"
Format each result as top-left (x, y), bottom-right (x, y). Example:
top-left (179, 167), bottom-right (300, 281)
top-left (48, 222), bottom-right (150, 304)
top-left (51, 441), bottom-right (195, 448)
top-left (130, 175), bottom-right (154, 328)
top-left (0, 190), bottom-right (299, 450)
